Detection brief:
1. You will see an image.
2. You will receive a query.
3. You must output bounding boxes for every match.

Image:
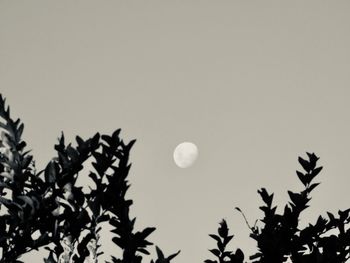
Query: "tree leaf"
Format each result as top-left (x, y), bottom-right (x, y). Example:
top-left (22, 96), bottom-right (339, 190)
top-left (44, 160), bottom-right (57, 184)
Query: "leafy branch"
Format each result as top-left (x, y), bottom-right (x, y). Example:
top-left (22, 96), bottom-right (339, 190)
top-left (205, 219), bottom-right (244, 263)
top-left (0, 94), bottom-right (180, 263)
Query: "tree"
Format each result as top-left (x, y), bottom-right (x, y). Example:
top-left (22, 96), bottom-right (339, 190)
top-left (1, 93), bottom-right (349, 263)
top-left (0, 94), bottom-right (179, 263)
top-left (205, 153), bottom-right (350, 263)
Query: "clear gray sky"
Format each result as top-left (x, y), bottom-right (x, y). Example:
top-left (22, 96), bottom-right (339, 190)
top-left (1, 1), bottom-right (350, 262)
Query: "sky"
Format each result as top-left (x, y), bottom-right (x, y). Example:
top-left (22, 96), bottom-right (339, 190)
top-left (1, 1), bottom-right (350, 262)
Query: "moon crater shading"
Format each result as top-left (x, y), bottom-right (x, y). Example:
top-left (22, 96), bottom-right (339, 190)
top-left (173, 142), bottom-right (198, 168)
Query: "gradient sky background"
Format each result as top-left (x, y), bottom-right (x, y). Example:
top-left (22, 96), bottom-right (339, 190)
top-left (1, 1), bottom-right (350, 262)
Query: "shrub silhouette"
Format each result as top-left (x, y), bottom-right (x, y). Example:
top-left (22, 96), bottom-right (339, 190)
top-left (0, 95), bottom-right (179, 263)
top-left (205, 153), bottom-right (350, 263)
top-left (1, 94), bottom-right (349, 263)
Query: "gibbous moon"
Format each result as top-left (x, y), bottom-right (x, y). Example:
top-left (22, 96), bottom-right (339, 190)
top-left (173, 142), bottom-right (199, 168)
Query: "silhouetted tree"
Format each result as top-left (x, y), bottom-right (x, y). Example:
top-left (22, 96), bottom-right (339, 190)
top-left (205, 153), bottom-right (350, 263)
top-left (1, 93), bottom-right (349, 263)
top-left (0, 94), bottom-right (179, 263)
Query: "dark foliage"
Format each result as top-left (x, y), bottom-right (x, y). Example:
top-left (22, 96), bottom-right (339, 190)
top-left (1, 94), bottom-right (349, 263)
top-left (205, 153), bottom-right (350, 262)
top-left (205, 220), bottom-right (244, 263)
top-left (0, 95), bottom-right (179, 263)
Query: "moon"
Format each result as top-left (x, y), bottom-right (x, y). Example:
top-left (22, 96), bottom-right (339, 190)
top-left (173, 142), bottom-right (199, 168)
